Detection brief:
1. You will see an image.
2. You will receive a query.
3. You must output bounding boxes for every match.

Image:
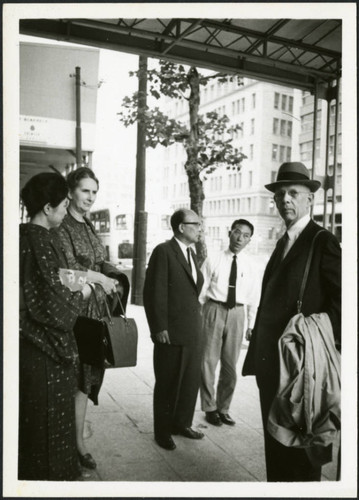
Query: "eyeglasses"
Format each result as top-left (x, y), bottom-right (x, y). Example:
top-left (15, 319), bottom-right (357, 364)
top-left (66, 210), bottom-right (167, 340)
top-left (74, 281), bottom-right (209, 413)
top-left (182, 222), bottom-right (201, 227)
top-left (274, 189), bottom-right (310, 201)
top-left (231, 230), bottom-right (251, 239)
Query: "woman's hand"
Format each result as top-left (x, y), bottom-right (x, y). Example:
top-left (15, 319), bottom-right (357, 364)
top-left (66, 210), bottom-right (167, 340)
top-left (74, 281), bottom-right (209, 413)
top-left (116, 283), bottom-right (124, 297)
top-left (100, 275), bottom-right (118, 295)
top-left (81, 284), bottom-right (92, 300)
top-left (87, 270), bottom-right (118, 295)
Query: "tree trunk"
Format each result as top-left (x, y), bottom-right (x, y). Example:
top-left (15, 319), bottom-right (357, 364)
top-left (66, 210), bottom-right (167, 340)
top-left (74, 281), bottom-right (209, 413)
top-left (185, 67), bottom-right (207, 266)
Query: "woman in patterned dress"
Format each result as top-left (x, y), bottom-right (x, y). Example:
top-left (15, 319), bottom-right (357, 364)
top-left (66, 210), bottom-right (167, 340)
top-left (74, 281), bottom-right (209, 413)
top-left (19, 173), bottom-right (92, 480)
top-left (55, 167), bottom-right (129, 470)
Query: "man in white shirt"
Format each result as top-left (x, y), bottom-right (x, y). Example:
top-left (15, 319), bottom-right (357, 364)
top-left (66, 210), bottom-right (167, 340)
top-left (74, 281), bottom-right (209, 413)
top-left (199, 219), bottom-right (261, 426)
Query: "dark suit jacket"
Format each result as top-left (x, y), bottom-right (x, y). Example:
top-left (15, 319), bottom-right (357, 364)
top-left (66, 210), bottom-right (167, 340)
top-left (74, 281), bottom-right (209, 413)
top-left (143, 238), bottom-right (204, 346)
top-left (243, 220), bottom-right (341, 391)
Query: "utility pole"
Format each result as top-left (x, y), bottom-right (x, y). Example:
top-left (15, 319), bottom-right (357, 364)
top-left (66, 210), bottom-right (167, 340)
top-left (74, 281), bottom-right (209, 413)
top-left (131, 56), bottom-right (148, 305)
top-left (75, 66), bottom-right (82, 167)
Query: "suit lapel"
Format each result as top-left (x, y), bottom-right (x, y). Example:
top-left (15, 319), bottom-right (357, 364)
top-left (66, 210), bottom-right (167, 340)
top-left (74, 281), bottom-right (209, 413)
top-left (279, 220), bottom-right (317, 269)
top-left (264, 220), bottom-right (318, 288)
top-left (170, 238), bottom-right (197, 285)
top-left (262, 236), bottom-right (286, 288)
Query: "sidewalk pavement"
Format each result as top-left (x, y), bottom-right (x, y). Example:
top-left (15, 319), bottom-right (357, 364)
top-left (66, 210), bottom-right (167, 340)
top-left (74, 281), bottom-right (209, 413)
top-left (82, 304), bottom-right (339, 482)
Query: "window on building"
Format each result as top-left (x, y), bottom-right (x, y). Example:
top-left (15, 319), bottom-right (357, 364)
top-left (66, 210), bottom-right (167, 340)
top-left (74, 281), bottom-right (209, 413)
top-left (238, 173), bottom-right (242, 188)
top-left (279, 145), bottom-right (286, 162)
top-left (268, 227), bottom-right (274, 239)
top-left (240, 122), bottom-right (244, 137)
top-left (273, 118), bottom-right (279, 135)
top-left (271, 170), bottom-right (277, 182)
top-left (250, 119), bottom-right (255, 135)
top-left (91, 210), bottom-right (110, 232)
top-left (248, 171), bottom-right (253, 186)
top-left (115, 214), bottom-right (127, 230)
top-left (286, 146), bottom-right (292, 161)
top-left (250, 144), bottom-right (254, 160)
top-left (252, 93), bottom-right (256, 109)
top-left (301, 113), bottom-right (313, 133)
top-left (280, 120), bottom-right (286, 136)
top-left (274, 92), bottom-right (280, 109)
top-left (241, 98), bottom-right (245, 113)
top-left (272, 144), bottom-right (278, 161)
top-left (281, 94), bottom-right (287, 111)
top-left (289, 96), bottom-right (294, 113)
top-left (248, 198), bottom-right (251, 212)
top-left (232, 101), bottom-right (235, 115)
top-left (237, 198), bottom-right (241, 212)
top-left (287, 121), bottom-right (292, 138)
top-left (236, 99), bottom-right (240, 114)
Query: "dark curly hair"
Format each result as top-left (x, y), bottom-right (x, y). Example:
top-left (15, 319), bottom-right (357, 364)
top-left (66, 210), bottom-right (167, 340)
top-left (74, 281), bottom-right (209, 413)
top-left (21, 172), bottom-right (68, 218)
top-left (67, 167), bottom-right (99, 191)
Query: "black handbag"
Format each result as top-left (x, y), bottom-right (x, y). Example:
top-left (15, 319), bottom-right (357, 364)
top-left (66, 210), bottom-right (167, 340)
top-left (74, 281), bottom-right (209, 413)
top-left (102, 293), bottom-right (138, 369)
top-left (73, 288), bottom-right (108, 367)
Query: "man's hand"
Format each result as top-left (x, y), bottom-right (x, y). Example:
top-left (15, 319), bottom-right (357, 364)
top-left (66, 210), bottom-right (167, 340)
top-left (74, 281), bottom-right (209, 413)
top-left (245, 328), bottom-right (253, 341)
top-left (155, 330), bottom-right (171, 344)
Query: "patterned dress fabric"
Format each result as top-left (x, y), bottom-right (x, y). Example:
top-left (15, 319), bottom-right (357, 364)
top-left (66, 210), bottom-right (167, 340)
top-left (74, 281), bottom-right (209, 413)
top-left (54, 212), bottom-right (129, 404)
top-left (19, 223), bottom-right (83, 480)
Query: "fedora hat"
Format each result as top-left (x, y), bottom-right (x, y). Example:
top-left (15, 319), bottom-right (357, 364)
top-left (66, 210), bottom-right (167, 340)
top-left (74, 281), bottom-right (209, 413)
top-left (265, 162), bottom-right (321, 193)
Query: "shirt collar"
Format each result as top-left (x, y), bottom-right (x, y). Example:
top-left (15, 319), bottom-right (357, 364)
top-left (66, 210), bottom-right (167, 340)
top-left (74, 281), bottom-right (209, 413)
top-left (225, 247), bottom-right (239, 258)
top-left (174, 237), bottom-right (193, 254)
top-left (287, 213), bottom-right (311, 240)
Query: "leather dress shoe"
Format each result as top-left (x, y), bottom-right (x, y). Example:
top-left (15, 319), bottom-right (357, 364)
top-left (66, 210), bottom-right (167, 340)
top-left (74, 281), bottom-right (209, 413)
top-left (172, 426), bottom-right (204, 439)
top-left (78, 452), bottom-right (97, 469)
top-left (218, 412), bottom-right (236, 425)
top-left (205, 410), bottom-right (223, 426)
top-left (155, 435), bottom-right (176, 450)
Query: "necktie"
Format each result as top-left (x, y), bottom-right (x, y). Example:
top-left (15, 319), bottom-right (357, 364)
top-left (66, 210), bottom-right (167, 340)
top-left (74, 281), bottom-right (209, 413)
top-left (227, 255), bottom-right (237, 309)
top-left (186, 247), bottom-right (192, 274)
top-left (281, 232), bottom-right (290, 260)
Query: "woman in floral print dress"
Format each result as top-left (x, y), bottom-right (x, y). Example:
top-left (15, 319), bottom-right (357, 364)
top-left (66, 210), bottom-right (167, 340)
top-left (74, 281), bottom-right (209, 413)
top-left (19, 173), bottom-right (92, 480)
top-left (55, 167), bottom-right (129, 470)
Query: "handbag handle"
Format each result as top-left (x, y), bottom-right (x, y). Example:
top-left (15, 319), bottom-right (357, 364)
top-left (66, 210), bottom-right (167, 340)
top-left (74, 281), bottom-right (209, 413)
top-left (111, 292), bottom-right (128, 320)
top-left (88, 284), bottom-right (127, 323)
top-left (297, 230), bottom-right (326, 314)
top-left (88, 283), bottom-right (107, 319)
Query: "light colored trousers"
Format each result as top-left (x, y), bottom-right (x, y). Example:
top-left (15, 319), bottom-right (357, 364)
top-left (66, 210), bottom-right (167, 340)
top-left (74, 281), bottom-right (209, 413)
top-left (200, 300), bottom-right (245, 413)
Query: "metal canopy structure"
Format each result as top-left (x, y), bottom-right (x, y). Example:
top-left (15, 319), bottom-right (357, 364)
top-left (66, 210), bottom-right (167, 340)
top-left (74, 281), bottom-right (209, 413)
top-left (20, 17), bottom-right (342, 92)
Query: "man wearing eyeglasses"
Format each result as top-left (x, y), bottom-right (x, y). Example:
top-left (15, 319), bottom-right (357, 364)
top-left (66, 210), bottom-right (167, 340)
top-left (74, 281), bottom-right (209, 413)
top-left (242, 162), bottom-right (341, 482)
top-left (199, 219), bottom-right (261, 428)
top-left (143, 209), bottom-right (204, 451)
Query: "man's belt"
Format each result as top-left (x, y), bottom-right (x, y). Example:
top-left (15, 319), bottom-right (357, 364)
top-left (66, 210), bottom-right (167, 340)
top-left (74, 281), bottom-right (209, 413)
top-left (209, 299), bottom-right (244, 308)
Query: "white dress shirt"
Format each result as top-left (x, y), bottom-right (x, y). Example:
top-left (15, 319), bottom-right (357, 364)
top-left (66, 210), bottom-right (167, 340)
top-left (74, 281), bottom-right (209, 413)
top-left (174, 237), bottom-right (197, 283)
top-left (282, 213), bottom-right (311, 259)
top-left (199, 248), bottom-right (261, 328)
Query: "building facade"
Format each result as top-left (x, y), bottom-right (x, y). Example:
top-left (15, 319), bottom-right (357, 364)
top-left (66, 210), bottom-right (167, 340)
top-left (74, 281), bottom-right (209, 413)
top-left (159, 77), bottom-right (303, 260)
top-left (299, 90), bottom-right (342, 242)
top-left (20, 42), bottom-right (100, 190)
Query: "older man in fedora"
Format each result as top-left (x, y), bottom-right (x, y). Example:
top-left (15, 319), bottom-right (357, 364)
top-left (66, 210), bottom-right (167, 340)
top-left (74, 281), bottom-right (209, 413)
top-left (243, 162), bottom-right (341, 482)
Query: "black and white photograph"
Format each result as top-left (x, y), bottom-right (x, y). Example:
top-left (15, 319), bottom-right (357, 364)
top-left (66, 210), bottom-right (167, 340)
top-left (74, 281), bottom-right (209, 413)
top-left (2, 2), bottom-right (357, 498)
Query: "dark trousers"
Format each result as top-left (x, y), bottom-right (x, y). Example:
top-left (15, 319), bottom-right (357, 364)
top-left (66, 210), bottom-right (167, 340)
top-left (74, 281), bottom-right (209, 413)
top-left (153, 342), bottom-right (202, 439)
top-left (259, 387), bottom-right (321, 482)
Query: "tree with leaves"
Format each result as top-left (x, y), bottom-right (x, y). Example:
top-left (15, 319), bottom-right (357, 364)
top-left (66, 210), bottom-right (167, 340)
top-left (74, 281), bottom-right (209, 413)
top-left (118, 59), bottom-right (246, 264)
